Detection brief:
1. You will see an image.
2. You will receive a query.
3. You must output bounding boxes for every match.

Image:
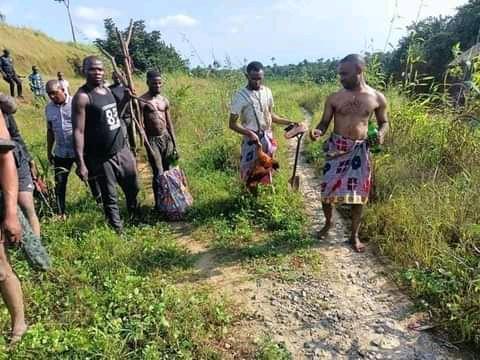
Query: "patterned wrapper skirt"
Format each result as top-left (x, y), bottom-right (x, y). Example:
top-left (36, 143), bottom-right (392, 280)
top-left (320, 133), bottom-right (371, 205)
top-left (240, 130), bottom-right (277, 185)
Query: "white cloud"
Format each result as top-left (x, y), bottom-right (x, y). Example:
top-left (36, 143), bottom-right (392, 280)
top-left (73, 6), bottom-right (120, 22)
top-left (150, 14), bottom-right (198, 28)
top-left (0, 2), bottom-right (13, 16)
top-left (81, 24), bottom-right (102, 39)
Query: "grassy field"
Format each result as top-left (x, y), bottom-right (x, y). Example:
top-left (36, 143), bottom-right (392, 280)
top-left (0, 24), bottom-right (93, 78)
top-left (303, 85), bottom-right (480, 349)
top-left (0, 70), bottom-right (321, 358)
top-left (1, 21), bottom-right (479, 355)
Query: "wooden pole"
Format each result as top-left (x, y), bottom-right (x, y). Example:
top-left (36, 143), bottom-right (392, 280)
top-left (98, 45), bottom-right (160, 168)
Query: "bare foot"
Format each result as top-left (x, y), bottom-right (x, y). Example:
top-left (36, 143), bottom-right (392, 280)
top-left (351, 237), bottom-right (366, 253)
top-left (9, 323), bottom-right (28, 346)
top-left (318, 222), bottom-right (332, 238)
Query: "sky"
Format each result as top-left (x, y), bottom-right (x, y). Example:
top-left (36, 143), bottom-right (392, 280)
top-left (0, 0), bottom-right (469, 67)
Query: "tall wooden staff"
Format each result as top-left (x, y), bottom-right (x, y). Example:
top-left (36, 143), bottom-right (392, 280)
top-left (98, 20), bottom-right (162, 169)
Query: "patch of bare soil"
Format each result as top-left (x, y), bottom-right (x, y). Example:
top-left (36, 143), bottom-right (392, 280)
top-left (163, 113), bottom-right (474, 359)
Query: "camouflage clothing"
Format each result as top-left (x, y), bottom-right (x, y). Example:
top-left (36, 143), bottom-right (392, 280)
top-left (0, 195), bottom-right (51, 271)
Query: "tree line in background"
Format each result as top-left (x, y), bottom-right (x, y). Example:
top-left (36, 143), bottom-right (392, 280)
top-left (94, 18), bottom-right (188, 74)
top-left (192, 0), bottom-right (480, 94)
top-left (87, 0), bottom-right (479, 94)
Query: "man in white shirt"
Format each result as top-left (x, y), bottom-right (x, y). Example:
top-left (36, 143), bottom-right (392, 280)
top-left (45, 80), bottom-right (100, 218)
top-left (57, 72), bottom-right (70, 97)
top-left (229, 61), bottom-right (296, 190)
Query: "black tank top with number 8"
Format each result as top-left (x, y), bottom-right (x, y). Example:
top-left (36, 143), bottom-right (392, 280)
top-left (82, 85), bottom-right (125, 160)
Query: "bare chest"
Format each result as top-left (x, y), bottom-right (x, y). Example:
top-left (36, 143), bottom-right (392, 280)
top-left (334, 94), bottom-right (377, 118)
top-left (149, 99), bottom-right (167, 113)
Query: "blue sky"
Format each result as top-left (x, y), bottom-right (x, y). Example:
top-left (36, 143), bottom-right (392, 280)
top-left (0, 0), bottom-right (468, 67)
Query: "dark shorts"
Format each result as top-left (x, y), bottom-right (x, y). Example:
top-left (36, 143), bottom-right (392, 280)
top-left (147, 131), bottom-right (175, 175)
top-left (18, 159), bottom-right (34, 193)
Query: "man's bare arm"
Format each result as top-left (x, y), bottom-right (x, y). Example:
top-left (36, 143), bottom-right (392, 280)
top-left (229, 113), bottom-right (260, 144)
top-left (374, 92), bottom-right (389, 144)
top-left (72, 91), bottom-right (89, 180)
top-left (0, 111), bottom-right (21, 243)
top-left (314, 95), bottom-right (335, 134)
top-left (0, 92), bottom-right (17, 114)
top-left (271, 112), bottom-right (293, 126)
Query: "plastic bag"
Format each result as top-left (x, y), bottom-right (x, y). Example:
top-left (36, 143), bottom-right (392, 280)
top-left (154, 167), bottom-right (193, 220)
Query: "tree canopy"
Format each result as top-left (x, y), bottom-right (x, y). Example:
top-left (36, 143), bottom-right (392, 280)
top-left (94, 18), bottom-right (188, 73)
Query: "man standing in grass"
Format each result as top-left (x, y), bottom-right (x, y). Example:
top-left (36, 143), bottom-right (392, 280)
top-left (0, 49), bottom-right (23, 99)
top-left (28, 66), bottom-right (46, 99)
top-left (45, 80), bottom-right (101, 218)
top-left (310, 54), bottom-right (389, 252)
top-left (57, 72), bottom-right (70, 97)
top-left (140, 70), bottom-right (178, 210)
top-left (0, 108), bottom-right (27, 345)
top-left (73, 56), bottom-right (139, 234)
top-left (109, 72), bottom-right (136, 151)
top-left (229, 61), bottom-right (296, 190)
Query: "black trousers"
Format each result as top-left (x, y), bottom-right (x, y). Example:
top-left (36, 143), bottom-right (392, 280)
top-left (86, 147), bottom-right (139, 231)
top-left (147, 132), bottom-right (174, 208)
top-left (54, 156), bottom-right (101, 215)
top-left (3, 73), bottom-right (22, 97)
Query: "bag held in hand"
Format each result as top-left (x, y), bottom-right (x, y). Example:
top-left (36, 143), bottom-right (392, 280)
top-left (155, 167), bottom-right (193, 220)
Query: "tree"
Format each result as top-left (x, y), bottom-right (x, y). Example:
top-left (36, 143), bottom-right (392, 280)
top-left (383, 0), bottom-right (480, 83)
top-left (95, 19), bottom-right (188, 73)
top-left (54, 0), bottom-right (77, 44)
top-left (0, 11), bottom-right (5, 22)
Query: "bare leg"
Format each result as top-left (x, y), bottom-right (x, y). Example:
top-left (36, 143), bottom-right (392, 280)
top-left (318, 202), bottom-right (333, 238)
top-left (18, 191), bottom-right (40, 237)
top-left (0, 242), bottom-right (27, 344)
top-left (351, 204), bottom-right (365, 252)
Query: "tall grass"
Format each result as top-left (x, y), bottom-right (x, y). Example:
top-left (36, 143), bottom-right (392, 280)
top-left (0, 72), bottom-right (314, 357)
top-left (0, 24), bottom-right (93, 78)
top-left (303, 84), bottom-right (480, 348)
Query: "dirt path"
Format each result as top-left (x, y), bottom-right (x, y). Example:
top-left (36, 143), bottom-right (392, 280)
top-left (248, 111), bottom-right (470, 359)
top-left (168, 112), bottom-right (473, 359)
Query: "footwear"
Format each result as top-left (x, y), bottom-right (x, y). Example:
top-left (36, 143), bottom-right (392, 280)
top-left (284, 122), bottom-right (308, 139)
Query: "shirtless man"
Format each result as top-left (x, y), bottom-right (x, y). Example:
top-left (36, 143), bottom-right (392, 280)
top-left (0, 110), bottom-right (27, 345)
top-left (140, 70), bottom-right (177, 211)
top-left (310, 54), bottom-right (389, 252)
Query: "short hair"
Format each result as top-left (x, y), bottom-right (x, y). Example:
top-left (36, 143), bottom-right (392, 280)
top-left (340, 54), bottom-right (366, 68)
top-left (246, 61), bottom-right (264, 73)
top-left (45, 80), bottom-right (62, 92)
top-left (82, 55), bottom-right (102, 72)
top-left (146, 70), bottom-right (162, 80)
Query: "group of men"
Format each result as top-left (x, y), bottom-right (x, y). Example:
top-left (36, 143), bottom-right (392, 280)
top-left (0, 52), bottom-right (387, 344)
top-left (0, 55), bottom-right (179, 343)
top-left (229, 54), bottom-right (388, 252)
top-left (1, 48), bottom-right (70, 99)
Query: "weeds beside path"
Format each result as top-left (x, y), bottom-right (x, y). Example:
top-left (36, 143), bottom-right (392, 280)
top-left (159, 110), bottom-right (474, 359)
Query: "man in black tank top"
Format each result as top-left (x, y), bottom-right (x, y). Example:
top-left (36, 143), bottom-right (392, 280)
top-left (72, 56), bottom-right (139, 233)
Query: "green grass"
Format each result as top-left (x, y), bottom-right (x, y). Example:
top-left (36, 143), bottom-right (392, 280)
top-left (303, 85), bottom-right (480, 349)
top-left (0, 72), bottom-right (318, 357)
top-left (0, 23), bottom-right (94, 78)
top-left (256, 337), bottom-right (292, 360)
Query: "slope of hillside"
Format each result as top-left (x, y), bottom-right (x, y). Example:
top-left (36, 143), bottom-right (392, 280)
top-left (0, 23), bottom-right (94, 77)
